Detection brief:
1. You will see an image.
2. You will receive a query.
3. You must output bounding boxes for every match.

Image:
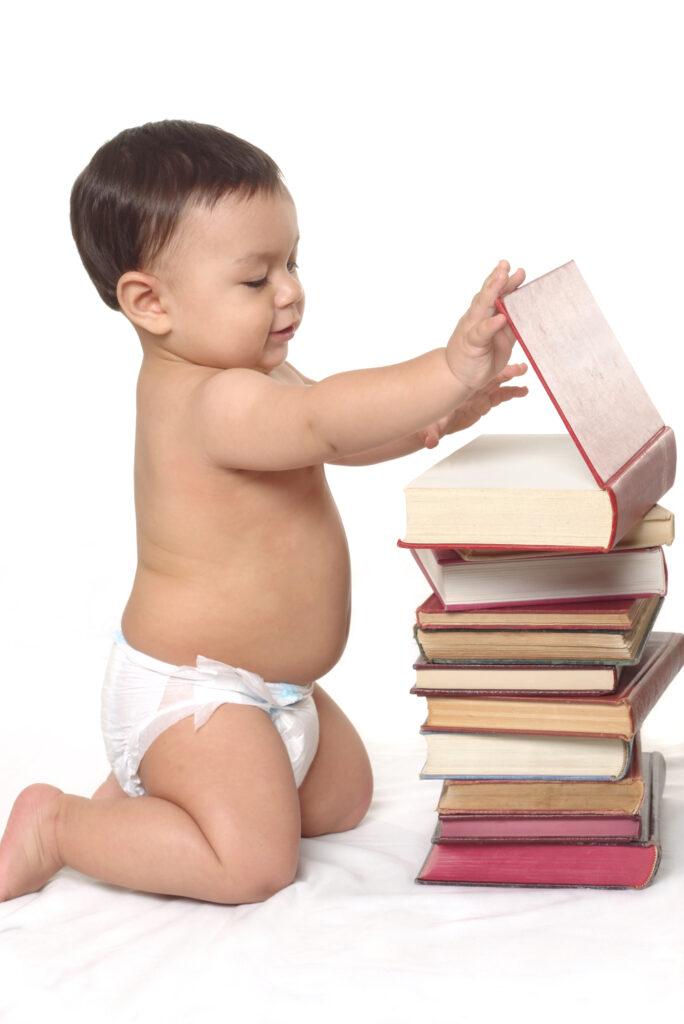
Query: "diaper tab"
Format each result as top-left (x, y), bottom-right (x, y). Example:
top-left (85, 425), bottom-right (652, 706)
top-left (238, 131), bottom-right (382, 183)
top-left (172, 657), bottom-right (314, 714)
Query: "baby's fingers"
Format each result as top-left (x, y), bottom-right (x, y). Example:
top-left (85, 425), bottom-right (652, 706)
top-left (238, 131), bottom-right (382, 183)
top-left (489, 384), bottom-right (529, 407)
top-left (473, 261), bottom-right (511, 308)
top-left (492, 362), bottom-right (528, 385)
top-left (468, 311), bottom-right (509, 347)
top-left (500, 267), bottom-right (526, 296)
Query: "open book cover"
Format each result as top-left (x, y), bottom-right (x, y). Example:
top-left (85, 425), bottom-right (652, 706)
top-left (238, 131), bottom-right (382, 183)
top-left (495, 261), bottom-right (676, 549)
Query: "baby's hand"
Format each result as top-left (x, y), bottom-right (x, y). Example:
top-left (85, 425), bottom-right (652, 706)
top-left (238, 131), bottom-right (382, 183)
top-left (446, 261), bottom-right (525, 391)
top-left (420, 362), bottom-right (528, 449)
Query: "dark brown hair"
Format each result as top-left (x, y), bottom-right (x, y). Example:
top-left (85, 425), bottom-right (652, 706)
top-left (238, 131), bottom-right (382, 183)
top-left (70, 120), bottom-right (284, 309)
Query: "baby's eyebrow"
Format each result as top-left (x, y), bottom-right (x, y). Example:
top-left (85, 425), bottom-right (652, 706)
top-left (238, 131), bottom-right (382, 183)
top-left (233, 236), bottom-right (300, 265)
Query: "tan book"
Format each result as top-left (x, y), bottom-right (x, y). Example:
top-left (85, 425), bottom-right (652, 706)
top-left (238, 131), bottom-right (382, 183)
top-left (413, 658), bottom-right (622, 694)
top-left (436, 737), bottom-right (648, 815)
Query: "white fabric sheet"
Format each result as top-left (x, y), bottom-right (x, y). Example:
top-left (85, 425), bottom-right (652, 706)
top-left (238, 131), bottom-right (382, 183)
top-left (1, 739), bottom-right (682, 1024)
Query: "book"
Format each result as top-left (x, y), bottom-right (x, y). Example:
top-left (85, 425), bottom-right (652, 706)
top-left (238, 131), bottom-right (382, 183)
top-left (409, 543), bottom-right (667, 611)
top-left (496, 261), bottom-right (676, 550)
top-left (451, 504), bottom-right (674, 559)
top-left (434, 812), bottom-right (642, 842)
top-left (433, 765), bottom-right (655, 840)
top-left (401, 434), bottom-right (675, 551)
top-left (416, 752), bottom-right (665, 889)
top-left (413, 595), bottom-right (661, 663)
top-left (419, 730), bottom-right (633, 780)
top-left (417, 632), bottom-right (684, 738)
top-left (416, 591), bottom-right (656, 631)
top-left (413, 656), bottom-right (622, 694)
top-left (436, 737), bottom-right (648, 815)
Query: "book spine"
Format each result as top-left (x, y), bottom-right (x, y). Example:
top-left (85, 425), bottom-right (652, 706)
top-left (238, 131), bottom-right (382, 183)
top-left (628, 636), bottom-right (684, 733)
top-left (607, 426), bottom-right (677, 547)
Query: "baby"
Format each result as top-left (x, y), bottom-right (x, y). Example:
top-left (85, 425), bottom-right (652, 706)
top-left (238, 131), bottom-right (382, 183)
top-left (0, 121), bottom-right (526, 904)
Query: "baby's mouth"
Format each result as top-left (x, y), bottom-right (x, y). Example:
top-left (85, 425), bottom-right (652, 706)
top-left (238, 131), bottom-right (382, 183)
top-left (270, 323), bottom-right (297, 341)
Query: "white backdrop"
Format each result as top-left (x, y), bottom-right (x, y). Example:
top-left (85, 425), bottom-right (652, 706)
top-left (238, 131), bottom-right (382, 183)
top-left (1, 0), bottom-right (682, 839)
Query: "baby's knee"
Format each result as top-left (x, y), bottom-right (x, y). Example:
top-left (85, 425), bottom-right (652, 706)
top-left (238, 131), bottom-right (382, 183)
top-left (241, 858), bottom-right (298, 904)
top-left (336, 767), bottom-right (374, 833)
top-left (302, 762), bottom-right (374, 838)
top-left (214, 842), bottom-right (299, 906)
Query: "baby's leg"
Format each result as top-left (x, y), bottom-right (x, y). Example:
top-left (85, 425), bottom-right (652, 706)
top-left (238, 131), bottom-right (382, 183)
top-left (0, 704), bottom-right (301, 904)
top-left (298, 684), bottom-right (374, 837)
top-left (92, 773), bottom-right (128, 799)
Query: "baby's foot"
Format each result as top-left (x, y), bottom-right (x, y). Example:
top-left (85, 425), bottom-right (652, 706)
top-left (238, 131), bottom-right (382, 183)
top-left (0, 784), bottom-right (64, 901)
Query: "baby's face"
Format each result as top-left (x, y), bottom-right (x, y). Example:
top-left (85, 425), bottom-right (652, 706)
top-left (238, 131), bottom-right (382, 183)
top-left (151, 188), bottom-right (304, 373)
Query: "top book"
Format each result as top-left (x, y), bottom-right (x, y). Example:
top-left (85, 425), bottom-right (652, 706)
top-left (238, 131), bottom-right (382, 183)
top-left (402, 262), bottom-right (676, 550)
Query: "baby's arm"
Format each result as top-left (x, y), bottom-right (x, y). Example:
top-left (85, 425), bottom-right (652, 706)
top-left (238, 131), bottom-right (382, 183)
top-left (194, 262), bottom-right (524, 471)
top-left (329, 362), bottom-right (528, 466)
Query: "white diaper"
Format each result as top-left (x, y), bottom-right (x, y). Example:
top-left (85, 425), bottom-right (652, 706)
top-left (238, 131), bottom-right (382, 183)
top-left (101, 632), bottom-right (320, 796)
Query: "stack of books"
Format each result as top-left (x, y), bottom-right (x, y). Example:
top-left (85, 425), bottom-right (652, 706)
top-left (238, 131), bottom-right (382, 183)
top-left (400, 262), bottom-right (682, 889)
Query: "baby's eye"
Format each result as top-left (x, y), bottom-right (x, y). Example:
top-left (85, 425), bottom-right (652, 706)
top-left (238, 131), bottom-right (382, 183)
top-left (287, 261), bottom-right (299, 273)
top-left (244, 276), bottom-right (268, 289)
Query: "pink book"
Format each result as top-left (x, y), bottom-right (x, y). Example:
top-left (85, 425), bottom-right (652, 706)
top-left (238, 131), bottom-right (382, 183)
top-left (496, 261), bottom-right (676, 549)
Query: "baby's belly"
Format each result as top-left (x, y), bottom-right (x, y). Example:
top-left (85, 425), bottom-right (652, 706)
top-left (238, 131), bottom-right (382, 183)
top-left (122, 504), bottom-right (352, 684)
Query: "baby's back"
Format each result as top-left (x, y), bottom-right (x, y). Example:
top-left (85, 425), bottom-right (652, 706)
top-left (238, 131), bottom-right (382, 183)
top-left (121, 359), bottom-right (352, 684)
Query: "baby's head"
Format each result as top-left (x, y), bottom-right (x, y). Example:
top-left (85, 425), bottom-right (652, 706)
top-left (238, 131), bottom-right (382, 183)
top-left (71, 120), bottom-right (284, 311)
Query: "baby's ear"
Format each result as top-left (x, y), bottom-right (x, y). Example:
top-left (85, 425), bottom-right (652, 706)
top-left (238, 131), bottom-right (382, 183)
top-left (116, 271), bottom-right (171, 335)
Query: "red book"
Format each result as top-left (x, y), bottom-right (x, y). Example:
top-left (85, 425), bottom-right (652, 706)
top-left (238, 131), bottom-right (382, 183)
top-left (416, 753), bottom-right (665, 889)
top-left (415, 591), bottom-right (654, 631)
top-left (496, 261), bottom-right (676, 550)
top-left (434, 812), bottom-right (641, 842)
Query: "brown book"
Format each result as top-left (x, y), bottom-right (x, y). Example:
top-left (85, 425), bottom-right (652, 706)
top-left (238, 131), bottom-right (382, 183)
top-left (436, 736), bottom-right (648, 815)
top-left (418, 631), bottom-right (684, 739)
top-left (413, 595), bottom-right (661, 664)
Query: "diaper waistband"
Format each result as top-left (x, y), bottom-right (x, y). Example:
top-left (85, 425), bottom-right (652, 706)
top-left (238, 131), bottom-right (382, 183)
top-left (111, 631), bottom-right (314, 710)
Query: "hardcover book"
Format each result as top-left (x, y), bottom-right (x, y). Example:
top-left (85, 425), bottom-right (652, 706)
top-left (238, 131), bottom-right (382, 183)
top-left (434, 812), bottom-right (642, 842)
top-left (413, 595), bottom-right (661, 664)
top-left (436, 737), bottom-right (648, 816)
top-left (401, 261), bottom-right (676, 552)
top-left (415, 592), bottom-right (656, 631)
top-left (409, 543), bottom-right (667, 611)
top-left (451, 504), bottom-right (674, 558)
top-left (419, 729), bottom-right (633, 781)
top-left (416, 752), bottom-right (665, 889)
top-left (416, 632), bottom-right (684, 738)
top-left (497, 261), bottom-right (676, 550)
top-left (413, 656), bottom-right (623, 695)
